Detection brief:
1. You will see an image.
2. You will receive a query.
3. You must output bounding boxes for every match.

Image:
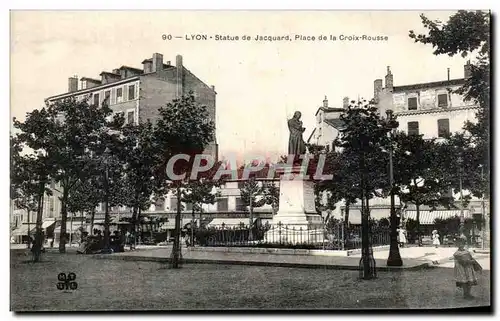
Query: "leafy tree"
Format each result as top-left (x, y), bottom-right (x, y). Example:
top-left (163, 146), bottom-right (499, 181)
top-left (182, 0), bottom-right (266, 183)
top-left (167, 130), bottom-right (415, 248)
top-left (409, 10), bottom-right (490, 197)
top-left (392, 132), bottom-right (455, 246)
top-left (120, 120), bottom-right (159, 243)
top-left (182, 177), bottom-right (221, 244)
top-left (13, 97), bottom-right (120, 253)
top-left (154, 92), bottom-right (216, 268)
top-left (335, 100), bottom-right (392, 279)
top-left (262, 182), bottom-right (280, 216)
top-left (239, 177), bottom-right (267, 240)
top-left (66, 176), bottom-right (102, 239)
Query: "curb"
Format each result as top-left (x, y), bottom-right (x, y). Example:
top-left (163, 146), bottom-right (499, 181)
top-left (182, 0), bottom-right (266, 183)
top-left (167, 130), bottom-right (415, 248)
top-left (94, 253), bottom-right (431, 271)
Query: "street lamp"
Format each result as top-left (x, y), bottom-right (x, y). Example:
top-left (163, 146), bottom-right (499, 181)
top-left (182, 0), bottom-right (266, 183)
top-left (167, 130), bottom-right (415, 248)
top-left (102, 147), bottom-right (112, 254)
top-left (385, 109), bottom-right (402, 267)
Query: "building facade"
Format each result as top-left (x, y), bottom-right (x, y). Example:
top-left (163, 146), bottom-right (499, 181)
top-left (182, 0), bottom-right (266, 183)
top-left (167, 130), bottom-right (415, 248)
top-left (45, 52), bottom-right (218, 160)
top-left (309, 62), bottom-right (483, 230)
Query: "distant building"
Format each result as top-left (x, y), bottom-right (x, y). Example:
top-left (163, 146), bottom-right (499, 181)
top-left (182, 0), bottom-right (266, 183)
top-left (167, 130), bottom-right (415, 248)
top-left (374, 62), bottom-right (479, 140)
top-left (44, 52), bottom-right (218, 160)
top-left (310, 62), bottom-right (483, 232)
top-left (307, 96), bottom-right (347, 151)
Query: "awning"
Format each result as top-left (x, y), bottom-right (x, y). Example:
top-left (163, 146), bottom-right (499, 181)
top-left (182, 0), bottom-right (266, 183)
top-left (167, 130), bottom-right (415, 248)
top-left (54, 221), bottom-right (86, 233)
top-left (207, 218), bottom-right (256, 228)
top-left (11, 225), bottom-right (33, 236)
top-left (345, 208), bottom-right (390, 225)
top-left (160, 219), bottom-right (197, 230)
top-left (42, 219), bottom-right (56, 229)
top-left (404, 210), bottom-right (471, 225)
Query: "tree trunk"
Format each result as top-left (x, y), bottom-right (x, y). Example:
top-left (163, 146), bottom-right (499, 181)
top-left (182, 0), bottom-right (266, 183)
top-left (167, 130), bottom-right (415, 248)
top-left (344, 201), bottom-right (350, 246)
top-left (249, 199), bottom-right (254, 241)
top-left (171, 186), bottom-right (182, 268)
top-left (90, 209), bottom-right (95, 236)
top-left (80, 210), bottom-right (85, 242)
top-left (416, 202), bottom-right (421, 246)
top-left (26, 209), bottom-right (31, 249)
top-left (58, 188), bottom-right (69, 253)
top-left (33, 183), bottom-right (45, 262)
top-left (131, 205), bottom-right (138, 248)
top-left (191, 207), bottom-right (195, 246)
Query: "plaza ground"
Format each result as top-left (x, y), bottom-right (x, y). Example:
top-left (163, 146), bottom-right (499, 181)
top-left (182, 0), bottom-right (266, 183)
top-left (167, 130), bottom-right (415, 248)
top-left (10, 248), bottom-right (490, 311)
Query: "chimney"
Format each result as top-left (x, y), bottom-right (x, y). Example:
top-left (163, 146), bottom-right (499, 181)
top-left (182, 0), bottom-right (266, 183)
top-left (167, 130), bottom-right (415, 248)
top-left (343, 96), bottom-right (349, 109)
top-left (323, 95), bottom-right (328, 107)
top-left (68, 75), bottom-right (78, 92)
top-left (385, 66), bottom-right (393, 90)
top-left (211, 85), bottom-right (215, 91)
top-left (373, 79), bottom-right (383, 103)
top-left (142, 59), bottom-right (153, 73)
top-left (152, 53), bottom-right (163, 73)
top-left (176, 55), bottom-right (184, 96)
top-left (447, 68), bottom-right (450, 81)
top-left (166, 61), bottom-right (171, 66)
top-left (464, 60), bottom-right (472, 79)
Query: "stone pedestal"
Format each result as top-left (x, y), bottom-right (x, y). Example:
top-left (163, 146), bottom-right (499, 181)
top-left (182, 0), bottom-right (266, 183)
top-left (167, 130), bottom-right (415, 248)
top-left (264, 166), bottom-right (322, 244)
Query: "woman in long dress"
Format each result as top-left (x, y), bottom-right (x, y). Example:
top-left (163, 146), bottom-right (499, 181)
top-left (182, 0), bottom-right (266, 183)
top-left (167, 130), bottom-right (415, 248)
top-left (398, 228), bottom-right (407, 247)
top-left (432, 230), bottom-right (441, 248)
top-left (454, 236), bottom-right (481, 299)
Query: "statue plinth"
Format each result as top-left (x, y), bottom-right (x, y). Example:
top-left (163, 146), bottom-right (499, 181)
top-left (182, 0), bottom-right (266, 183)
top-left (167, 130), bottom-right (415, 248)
top-left (264, 166), bottom-right (322, 245)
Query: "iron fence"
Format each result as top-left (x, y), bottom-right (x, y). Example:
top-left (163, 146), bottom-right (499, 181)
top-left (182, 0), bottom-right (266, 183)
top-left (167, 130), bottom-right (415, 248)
top-left (194, 222), bottom-right (391, 250)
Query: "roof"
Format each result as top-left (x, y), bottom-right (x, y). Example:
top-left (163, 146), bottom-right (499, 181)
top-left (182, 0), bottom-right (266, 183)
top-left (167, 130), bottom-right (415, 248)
top-left (324, 118), bottom-right (345, 129)
top-left (80, 77), bottom-right (101, 83)
top-left (142, 58), bottom-right (173, 69)
top-left (119, 65), bottom-right (144, 73)
top-left (99, 71), bottom-right (121, 77)
top-left (393, 78), bottom-right (465, 93)
top-left (314, 106), bottom-right (344, 116)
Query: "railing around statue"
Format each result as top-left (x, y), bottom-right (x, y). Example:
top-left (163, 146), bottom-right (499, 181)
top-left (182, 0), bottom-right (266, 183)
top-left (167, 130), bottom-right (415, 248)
top-left (194, 222), bottom-right (391, 250)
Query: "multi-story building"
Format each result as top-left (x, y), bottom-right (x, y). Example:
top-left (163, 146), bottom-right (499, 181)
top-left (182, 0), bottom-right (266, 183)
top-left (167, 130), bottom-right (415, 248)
top-left (373, 62), bottom-right (478, 140)
top-left (44, 52), bottom-right (218, 160)
top-left (307, 96), bottom-right (347, 151)
top-left (12, 52), bottom-right (222, 244)
top-left (309, 62), bottom-right (485, 234)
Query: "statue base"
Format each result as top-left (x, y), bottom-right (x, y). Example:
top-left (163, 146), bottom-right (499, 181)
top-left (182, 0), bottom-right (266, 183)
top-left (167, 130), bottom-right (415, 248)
top-left (264, 166), bottom-right (323, 245)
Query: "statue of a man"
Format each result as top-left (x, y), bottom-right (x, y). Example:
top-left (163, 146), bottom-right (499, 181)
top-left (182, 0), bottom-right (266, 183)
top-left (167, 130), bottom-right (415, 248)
top-left (288, 111), bottom-right (307, 158)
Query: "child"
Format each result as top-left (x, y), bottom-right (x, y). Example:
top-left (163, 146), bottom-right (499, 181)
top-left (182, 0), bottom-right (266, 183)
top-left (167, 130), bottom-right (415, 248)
top-left (454, 236), bottom-right (481, 299)
top-left (432, 230), bottom-right (441, 248)
top-left (398, 228), bottom-right (407, 248)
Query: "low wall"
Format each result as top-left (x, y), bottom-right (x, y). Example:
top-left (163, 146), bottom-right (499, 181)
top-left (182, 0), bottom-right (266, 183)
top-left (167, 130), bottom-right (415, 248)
top-left (189, 245), bottom-right (390, 257)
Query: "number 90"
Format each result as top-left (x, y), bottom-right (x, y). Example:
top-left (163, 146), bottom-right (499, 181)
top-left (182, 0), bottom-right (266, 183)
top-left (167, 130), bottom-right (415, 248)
top-left (162, 34), bottom-right (172, 40)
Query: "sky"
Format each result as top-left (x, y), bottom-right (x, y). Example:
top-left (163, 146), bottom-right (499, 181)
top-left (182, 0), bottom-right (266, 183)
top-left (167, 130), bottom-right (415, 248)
top-left (10, 10), bottom-right (469, 163)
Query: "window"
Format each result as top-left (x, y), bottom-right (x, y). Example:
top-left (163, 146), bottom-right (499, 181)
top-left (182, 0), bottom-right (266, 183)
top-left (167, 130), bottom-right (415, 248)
top-left (127, 111), bottom-right (135, 124)
top-left (128, 85), bottom-right (136, 100)
top-left (49, 198), bottom-right (55, 218)
top-left (217, 198), bottom-right (229, 212)
top-left (155, 197), bottom-right (165, 211)
top-left (408, 121), bottom-right (419, 136)
top-left (170, 197), bottom-right (177, 211)
top-left (236, 197), bottom-right (246, 211)
top-left (116, 87), bottom-right (123, 103)
top-left (408, 97), bottom-right (418, 110)
top-left (437, 94), bottom-right (448, 107)
top-left (93, 93), bottom-right (100, 106)
top-left (437, 119), bottom-right (450, 137)
top-left (104, 90), bottom-right (111, 103)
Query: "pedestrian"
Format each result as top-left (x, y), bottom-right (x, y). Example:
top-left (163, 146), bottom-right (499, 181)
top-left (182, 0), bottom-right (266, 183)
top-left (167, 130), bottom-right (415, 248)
top-left (432, 230), bottom-right (441, 248)
top-left (398, 228), bottom-right (407, 248)
top-left (454, 235), bottom-right (482, 299)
